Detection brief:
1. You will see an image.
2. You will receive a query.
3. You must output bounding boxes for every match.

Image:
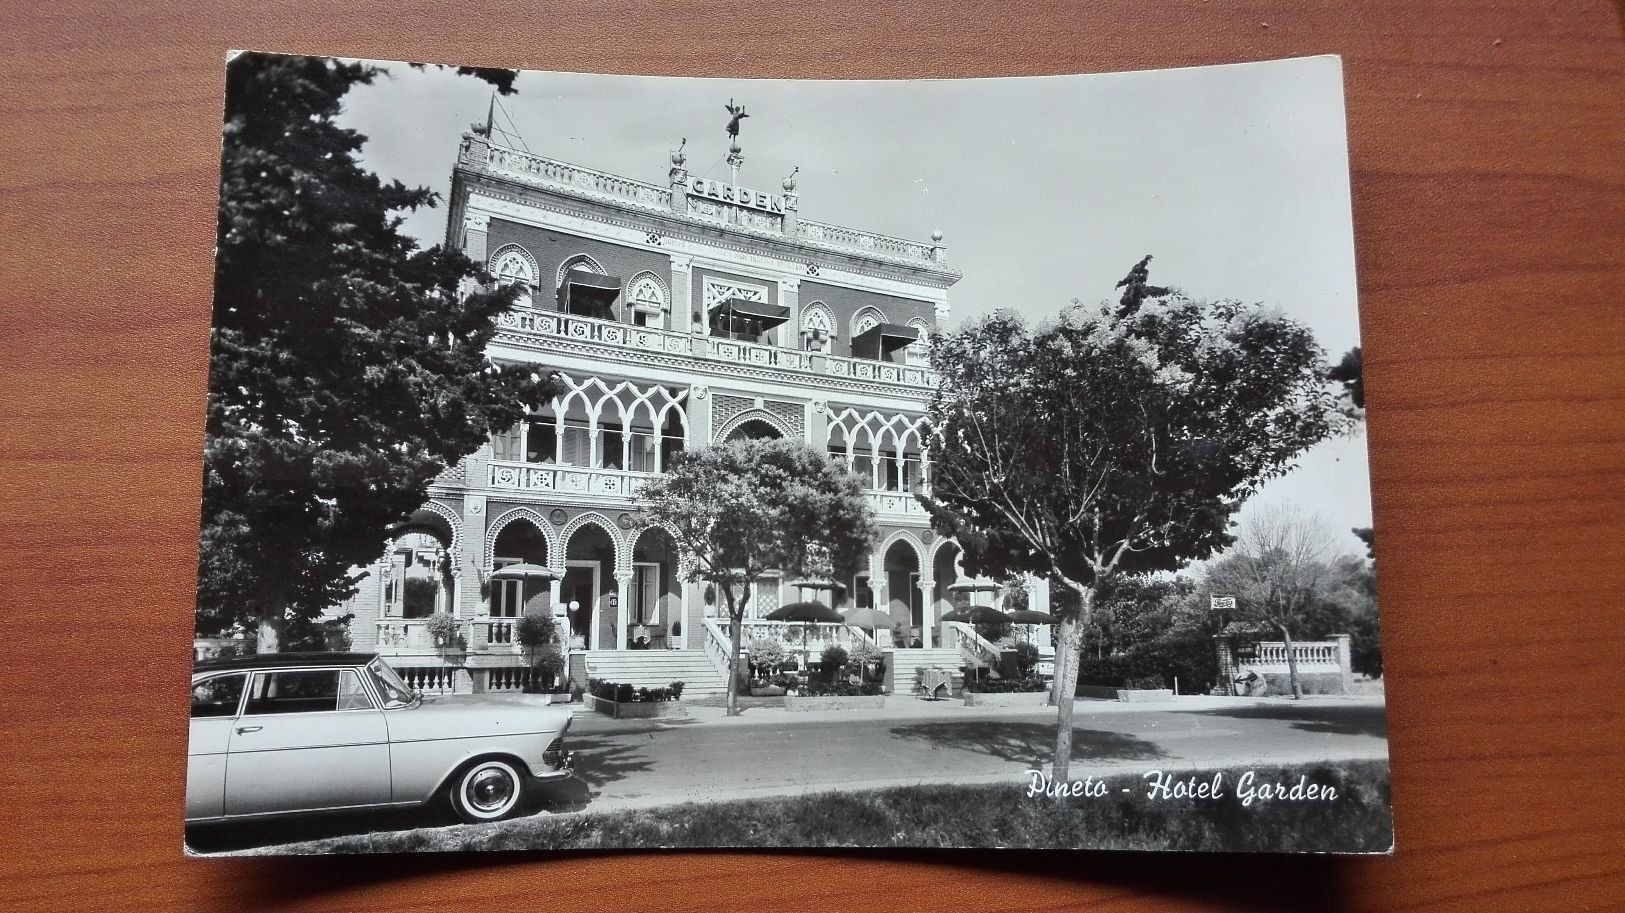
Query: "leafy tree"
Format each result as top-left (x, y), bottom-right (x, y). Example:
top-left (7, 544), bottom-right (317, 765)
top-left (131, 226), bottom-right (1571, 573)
top-left (1204, 506), bottom-right (1338, 698)
top-left (921, 262), bottom-right (1341, 781)
top-left (198, 53), bottom-right (558, 651)
top-left (638, 439), bottom-right (876, 716)
top-left (1328, 346), bottom-right (1365, 414)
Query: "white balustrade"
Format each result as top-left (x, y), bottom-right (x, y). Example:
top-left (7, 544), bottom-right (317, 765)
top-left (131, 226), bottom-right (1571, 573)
top-left (941, 621), bottom-right (1002, 667)
top-left (796, 220), bottom-right (937, 265)
top-left (487, 460), bottom-right (651, 500)
top-left (485, 147), bottom-right (673, 210)
top-left (1244, 641), bottom-right (1342, 671)
top-left (375, 619), bottom-right (433, 651)
top-left (866, 489), bottom-right (927, 518)
top-left (494, 310), bottom-right (939, 390)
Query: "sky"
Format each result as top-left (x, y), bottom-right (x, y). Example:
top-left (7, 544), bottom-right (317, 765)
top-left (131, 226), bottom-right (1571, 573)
top-left (334, 55), bottom-right (1373, 555)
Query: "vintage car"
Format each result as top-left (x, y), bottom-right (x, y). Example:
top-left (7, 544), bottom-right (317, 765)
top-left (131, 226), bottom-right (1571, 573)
top-left (187, 652), bottom-right (574, 825)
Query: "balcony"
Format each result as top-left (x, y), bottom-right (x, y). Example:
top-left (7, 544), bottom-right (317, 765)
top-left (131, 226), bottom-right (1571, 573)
top-left (493, 309), bottom-right (936, 390)
top-left (488, 459), bottom-right (652, 501)
top-left (866, 489), bottom-right (928, 520)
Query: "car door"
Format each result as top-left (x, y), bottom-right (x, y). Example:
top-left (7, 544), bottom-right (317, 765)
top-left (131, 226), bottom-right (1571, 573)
top-left (186, 672), bottom-right (246, 820)
top-left (224, 667), bottom-right (392, 816)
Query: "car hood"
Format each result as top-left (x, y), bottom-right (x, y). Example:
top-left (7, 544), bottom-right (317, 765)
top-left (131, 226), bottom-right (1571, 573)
top-left (384, 694), bottom-right (572, 742)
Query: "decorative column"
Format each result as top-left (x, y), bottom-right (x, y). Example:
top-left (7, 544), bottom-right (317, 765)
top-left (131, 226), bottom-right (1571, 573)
top-left (462, 211), bottom-right (491, 263)
top-left (678, 574), bottom-right (692, 650)
top-left (615, 572), bottom-right (632, 650)
top-left (917, 576), bottom-right (935, 648)
top-left (779, 276), bottom-right (799, 351)
top-left (685, 384), bottom-right (711, 447)
top-left (807, 400), bottom-right (829, 451)
top-left (670, 253), bottom-right (694, 332)
top-left (462, 493), bottom-right (487, 620)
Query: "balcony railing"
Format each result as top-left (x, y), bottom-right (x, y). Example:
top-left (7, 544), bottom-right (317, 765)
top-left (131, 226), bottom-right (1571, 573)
top-left (1248, 641), bottom-right (1342, 670)
top-left (487, 459), bottom-right (653, 500)
top-left (866, 489), bottom-right (927, 519)
top-left (484, 146), bottom-right (674, 211)
top-left (795, 219), bottom-right (937, 265)
top-left (493, 309), bottom-right (936, 389)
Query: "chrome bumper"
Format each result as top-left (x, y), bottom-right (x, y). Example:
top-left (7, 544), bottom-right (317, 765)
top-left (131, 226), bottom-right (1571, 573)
top-left (534, 751), bottom-right (575, 782)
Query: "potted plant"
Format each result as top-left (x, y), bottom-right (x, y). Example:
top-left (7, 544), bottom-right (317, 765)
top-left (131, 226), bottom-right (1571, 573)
top-left (532, 643), bottom-right (567, 698)
top-left (425, 611), bottom-right (458, 648)
top-left (850, 641), bottom-right (885, 684)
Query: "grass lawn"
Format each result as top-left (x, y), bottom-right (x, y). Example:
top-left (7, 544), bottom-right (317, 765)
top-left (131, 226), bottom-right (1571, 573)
top-left (245, 760), bottom-right (1392, 855)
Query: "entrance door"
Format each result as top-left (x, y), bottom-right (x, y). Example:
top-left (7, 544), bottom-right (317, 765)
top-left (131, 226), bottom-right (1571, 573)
top-left (561, 563), bottom-right (599, 649)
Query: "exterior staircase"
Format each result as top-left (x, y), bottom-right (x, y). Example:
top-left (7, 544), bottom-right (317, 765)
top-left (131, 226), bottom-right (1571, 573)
top-left (580, 650), bottom-right (729, 699)
top-left (890, 647), bottom-right (967, 697)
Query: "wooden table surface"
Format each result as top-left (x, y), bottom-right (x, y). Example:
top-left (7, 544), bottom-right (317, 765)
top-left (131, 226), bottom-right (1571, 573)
top-left (2, 2), bottom-right (1623, 910)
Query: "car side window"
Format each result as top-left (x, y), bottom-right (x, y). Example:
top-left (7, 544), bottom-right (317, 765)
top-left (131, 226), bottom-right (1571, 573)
top-left (191, 674), bottom-right (246, 718)
top-left (336, 670), bottom-right (375, 711)
top-left (244, 669), bottom-right (369, 715)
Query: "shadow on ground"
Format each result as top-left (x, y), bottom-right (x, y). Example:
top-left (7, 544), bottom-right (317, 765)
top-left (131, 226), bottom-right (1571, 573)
top-left (888, 720), bottom-right (1167, 765)
top-left (1186, 701), bottom-right (1388, 738)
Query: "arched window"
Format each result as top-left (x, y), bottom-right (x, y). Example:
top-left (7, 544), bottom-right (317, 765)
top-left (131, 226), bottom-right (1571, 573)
top-left (851, 306), bottom-right (885, 339)
top-left (626, 272), bottom-right (668, 329)
top-left (489, 245), bottom-right (537, 308)
top-left (800, 301), bottom-right (834, 352)
top-left (556, 253), bottom-right (606, 288)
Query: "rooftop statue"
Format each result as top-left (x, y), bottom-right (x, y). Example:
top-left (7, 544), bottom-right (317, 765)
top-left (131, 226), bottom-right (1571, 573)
top-left (725, 99), bottom-right (749, 139)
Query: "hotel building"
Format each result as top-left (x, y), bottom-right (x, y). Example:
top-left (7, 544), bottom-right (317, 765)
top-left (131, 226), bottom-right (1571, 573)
top-left (334, 125), bottom-right (1045, 696)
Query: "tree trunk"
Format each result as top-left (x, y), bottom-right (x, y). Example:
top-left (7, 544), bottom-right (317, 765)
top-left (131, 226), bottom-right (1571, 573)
top-left (1050, 585), bottom-right (1091, 784)
top-left (255, 580), bottom-right (287, 654)
top-left (1279, 621), bottom-right (1303, 700)
top-left (724, 583), bottom-right (752, 718)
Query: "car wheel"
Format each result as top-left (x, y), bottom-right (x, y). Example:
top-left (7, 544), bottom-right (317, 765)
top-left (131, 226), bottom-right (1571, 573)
top-left (450, 758), bottom-right (526, 823)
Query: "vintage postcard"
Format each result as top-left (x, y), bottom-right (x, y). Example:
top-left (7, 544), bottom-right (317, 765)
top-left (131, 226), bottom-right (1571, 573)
top-left (186, 52), bottom-right (1389, 855)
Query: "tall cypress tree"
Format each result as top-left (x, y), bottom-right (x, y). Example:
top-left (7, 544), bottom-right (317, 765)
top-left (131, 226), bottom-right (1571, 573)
top-left (199, 53), bottom-right (558, 651)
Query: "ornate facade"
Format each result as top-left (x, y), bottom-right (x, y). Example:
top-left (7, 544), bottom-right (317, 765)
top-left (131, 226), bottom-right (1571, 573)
top-left (336, 127), bottom-right (1039, 694)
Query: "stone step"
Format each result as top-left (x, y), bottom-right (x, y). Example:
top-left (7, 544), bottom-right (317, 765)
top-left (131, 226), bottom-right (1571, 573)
top-left (579, 651), bottom-right (728, 697)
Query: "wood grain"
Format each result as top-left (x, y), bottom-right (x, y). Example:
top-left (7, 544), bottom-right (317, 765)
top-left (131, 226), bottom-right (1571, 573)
top-left (2, 1), bottom-right (1623, 909)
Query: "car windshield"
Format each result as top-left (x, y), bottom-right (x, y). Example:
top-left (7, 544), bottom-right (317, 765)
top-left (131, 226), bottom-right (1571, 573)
top-left (368, 658), bottom-right (418, 708)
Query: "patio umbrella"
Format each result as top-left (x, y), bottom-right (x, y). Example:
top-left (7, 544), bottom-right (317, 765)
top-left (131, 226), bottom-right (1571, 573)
top-left (488, 563), bottom-right (558, 582)
top-left (841, 606), bottom-right (896, 644)
top-left (765, 600), bottom-right (844, 668)
top-left (938, 604), bottom-right (1010, 625)
top-left (1005, 609), bottom-right (1055, 624)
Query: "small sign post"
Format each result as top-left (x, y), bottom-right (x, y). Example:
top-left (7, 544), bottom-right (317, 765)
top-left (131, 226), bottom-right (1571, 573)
top-left (1210, 595), bottom-right (1236, 610)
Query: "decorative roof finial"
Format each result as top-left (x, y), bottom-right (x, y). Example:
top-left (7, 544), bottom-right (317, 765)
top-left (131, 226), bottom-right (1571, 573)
top-left (782, 165), bottom-right (799, 193)
top-left (671, 137), bottom-right (687, 167)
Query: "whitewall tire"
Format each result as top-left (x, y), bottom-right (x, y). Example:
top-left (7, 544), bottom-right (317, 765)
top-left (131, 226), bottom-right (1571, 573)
top-left (450, 759), bottom-right (526, 823)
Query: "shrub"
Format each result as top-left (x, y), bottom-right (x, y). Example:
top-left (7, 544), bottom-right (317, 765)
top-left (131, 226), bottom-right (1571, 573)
top-left (850, 641), bottom-right (883, 667)
top-left (974, 619), bottom-right (1013, 644)
top-left (532, 643), bottom-right (566, 689)
top-left (820, 644), bottom-right (849, 673)
top-left (424, 611), bottom-right (457, 643)
top-left (1124, 674), bottom-right (1167, 690)
top-left (587, 678), bottom-right (682, 702)
top-left (804, 678), bottom-right (882, 697)
top-left (964, 675), bottom-right (1047, 693)
top-left (748, 637), bottom-right (787, 672)
top-left (1012, 641), bottom-right (1041, 676)
top-left (516, 614), bottom-right (557, 649)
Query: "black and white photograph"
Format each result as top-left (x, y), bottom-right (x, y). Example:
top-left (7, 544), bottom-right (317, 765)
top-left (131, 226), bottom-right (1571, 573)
top-left (186, 51), bottom-right (1389, 856)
